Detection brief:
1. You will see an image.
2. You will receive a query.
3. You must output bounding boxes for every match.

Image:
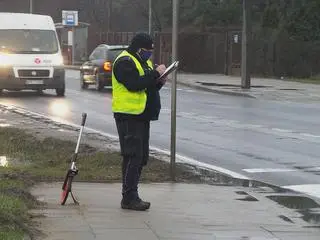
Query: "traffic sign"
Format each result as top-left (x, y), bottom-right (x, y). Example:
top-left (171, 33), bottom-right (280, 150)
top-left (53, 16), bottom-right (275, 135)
top-left (62, 10), bottom-right (78, 26)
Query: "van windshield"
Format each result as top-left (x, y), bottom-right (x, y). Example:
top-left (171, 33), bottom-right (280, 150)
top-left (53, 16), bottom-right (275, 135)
top-left (0, 29), bottom-right (59, 54)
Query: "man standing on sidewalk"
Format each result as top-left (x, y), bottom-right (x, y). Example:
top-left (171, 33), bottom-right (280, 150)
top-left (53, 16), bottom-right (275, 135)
top-left (112, 33), bottom-right (167, 211)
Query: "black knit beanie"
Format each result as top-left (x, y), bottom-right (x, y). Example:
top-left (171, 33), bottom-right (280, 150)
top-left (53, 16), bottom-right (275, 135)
top-left (128, 32), bottom-right (154, 52)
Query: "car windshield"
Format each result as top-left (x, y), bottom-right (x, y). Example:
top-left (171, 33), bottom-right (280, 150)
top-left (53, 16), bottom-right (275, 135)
top-left (108, 49), bottom-right (125, 61)
top-left (0, 29), bottom-right (59, 54)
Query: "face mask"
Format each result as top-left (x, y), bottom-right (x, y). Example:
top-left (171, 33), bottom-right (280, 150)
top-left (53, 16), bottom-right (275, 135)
top-left (139, 49), bottom-right (152, 61)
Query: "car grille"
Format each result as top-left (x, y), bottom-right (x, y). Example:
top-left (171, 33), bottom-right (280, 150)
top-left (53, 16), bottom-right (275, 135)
top-left (18, 69), bottom-right (50, 78)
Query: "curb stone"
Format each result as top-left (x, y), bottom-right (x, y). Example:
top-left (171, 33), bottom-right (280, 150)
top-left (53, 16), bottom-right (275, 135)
top-left (175, 80), bottom-right (256, 98)
top-left (63, 66), bottom-right (256, 98)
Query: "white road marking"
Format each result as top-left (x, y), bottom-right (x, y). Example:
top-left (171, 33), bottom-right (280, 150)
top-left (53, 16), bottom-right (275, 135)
top-left (271, 128), bottom-right (292, 133)
top-left (282, 184), bottom-right (320, 200)
top-left (159, 109), bottom-right (320, 143)
top-left (151, 147), bottom-right (250, 180)
top-left (67, 71), bottom-right (320, 142)
top-left (243, 168), bottom-right (297, 173)
top-left (300, 133), bottom-right (320, 138)
top-left (162, 87), bottom-right (186, 92)
top-left (0, 103), bottom-right (250, 180)
top-left (185, 89), bottom-right (195, 93)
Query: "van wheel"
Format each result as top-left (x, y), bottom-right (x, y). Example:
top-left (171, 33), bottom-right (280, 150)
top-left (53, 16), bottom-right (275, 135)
top-left (56, 87), bottom-right (65, 97)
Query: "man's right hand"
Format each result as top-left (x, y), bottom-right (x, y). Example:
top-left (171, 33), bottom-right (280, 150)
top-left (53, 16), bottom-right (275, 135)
top-left (156, 64), bottom-right (166, 76)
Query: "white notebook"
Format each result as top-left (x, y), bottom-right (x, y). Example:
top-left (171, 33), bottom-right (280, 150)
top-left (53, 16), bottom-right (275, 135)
top-left (157, 61), bottom-right (179, 80)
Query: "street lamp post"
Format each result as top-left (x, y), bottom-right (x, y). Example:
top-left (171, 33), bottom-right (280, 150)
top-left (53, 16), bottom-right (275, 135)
top-left (149, 0), bottom-right (152, 35)
top-left (241, 0), bottom-right (251, 89)
top-left (107, 0), bottom-right (113, 32)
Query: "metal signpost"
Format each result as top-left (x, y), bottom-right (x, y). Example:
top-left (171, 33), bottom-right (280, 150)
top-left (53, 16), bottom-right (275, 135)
top-left (62, 10), bottom-right (79, 65)
top-left (29, 0), bottom-right (33, 13)
top-left (241, 0), bottom-right (251, 89)
top-left (170, 0), bottom-right (179, 181)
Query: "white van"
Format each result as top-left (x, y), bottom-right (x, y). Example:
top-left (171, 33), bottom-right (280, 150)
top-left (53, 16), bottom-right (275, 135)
top-left (0, 13), bottom-right (65, 96)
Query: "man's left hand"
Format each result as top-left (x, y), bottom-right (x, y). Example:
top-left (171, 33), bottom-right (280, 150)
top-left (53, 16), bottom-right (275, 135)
top-left (156, 64), bottom-right (166, 76)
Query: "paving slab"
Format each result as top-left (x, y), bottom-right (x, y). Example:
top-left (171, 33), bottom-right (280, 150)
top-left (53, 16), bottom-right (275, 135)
top-left (30, 182), bottom-right (319, 240)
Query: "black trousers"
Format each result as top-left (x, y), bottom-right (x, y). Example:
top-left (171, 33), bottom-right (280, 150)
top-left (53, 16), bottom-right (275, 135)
top-left (115, 118), bottom-right (150, 202)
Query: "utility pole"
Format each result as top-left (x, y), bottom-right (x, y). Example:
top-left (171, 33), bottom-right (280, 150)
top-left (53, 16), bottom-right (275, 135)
top-left (72, 27), bottom-right (75, 65)
top-left (107, 0), bottom-right (113, 32)
top-left (29, 0), bottom-right (33, 13)
top-left (170, 0), bottom-right (179, 181)
top-left (148, 0), bottom-right (152, 35)
top-left (241, 0), bottom-right (251, 89)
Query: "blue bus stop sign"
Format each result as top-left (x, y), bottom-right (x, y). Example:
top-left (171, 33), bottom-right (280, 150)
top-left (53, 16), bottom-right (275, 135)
top-left (62, 10), bottom-right (78, 27)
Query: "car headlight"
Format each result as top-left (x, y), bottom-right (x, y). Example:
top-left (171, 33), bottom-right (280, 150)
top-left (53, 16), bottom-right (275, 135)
top-left (0, 54), bottom-right (12, 66)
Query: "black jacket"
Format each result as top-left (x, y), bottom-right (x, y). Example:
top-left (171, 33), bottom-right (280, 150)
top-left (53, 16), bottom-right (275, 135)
top-left (112, 50), bottom-right (164, 121)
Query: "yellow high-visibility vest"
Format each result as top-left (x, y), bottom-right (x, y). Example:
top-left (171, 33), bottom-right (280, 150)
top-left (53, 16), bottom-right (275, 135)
top-left (112, 50), bottom-right (153, 115)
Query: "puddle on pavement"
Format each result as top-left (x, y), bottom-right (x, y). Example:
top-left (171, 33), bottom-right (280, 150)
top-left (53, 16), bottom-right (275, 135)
top-left (298, 209), bottom-right (320, 224)
top-left (278, 88), bottom-right (300, 91)
top-left (235, 191), bottom-right (248, 195)
top-left (267, 195), bottom-right (320, 225)
top-left (279, 215), bottom-right (294, 223)
top-left (304, 225), bottom-right (320, 228)
top-left (235, 191), bottom-right (259, 201)
top-left (196, 82), bottom-right (272, 88)
top-left (236, 195), bottom-right (259, 202)
top-left (176, 163), bottom-right (251, 186)
top-left (266, 195), bottom-right (320, 209)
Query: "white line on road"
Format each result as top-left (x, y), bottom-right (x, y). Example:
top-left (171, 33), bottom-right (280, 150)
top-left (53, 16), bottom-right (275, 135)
top-left (243, 168), bottom-right (297, 173)
top-left (243, 167), bottom-right (320, 174)
top-left (282, 184), bottom-right (320, 200)
top-left (0, 103), bottom-right (250, 180)
top-left (160, 109), bottom-right (320, 143)
top-left (162, 87), bottom-right (186, 92)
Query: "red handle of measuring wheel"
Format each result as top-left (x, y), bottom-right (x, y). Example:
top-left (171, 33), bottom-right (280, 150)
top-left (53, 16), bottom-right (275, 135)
top-left (81, 113), bottom-right (87, 126)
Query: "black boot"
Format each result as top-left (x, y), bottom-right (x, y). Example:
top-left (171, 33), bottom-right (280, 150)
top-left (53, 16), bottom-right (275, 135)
top-left (138, 197), bottom-right (151, 209)
top-left (121, 198), bottom-right (149, 211)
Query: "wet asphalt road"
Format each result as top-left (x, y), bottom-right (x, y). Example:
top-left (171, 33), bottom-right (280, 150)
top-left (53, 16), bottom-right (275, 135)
top-left (1, 70), bottom-right (320, 195)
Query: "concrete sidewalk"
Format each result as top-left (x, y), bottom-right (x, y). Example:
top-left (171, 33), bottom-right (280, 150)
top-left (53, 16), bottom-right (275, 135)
top-left (64, 65), bottom-right (320, 102)
top-left (31, 182), bottom-right (320, 240)
top-left (177, 73), bottom-right (320, 102)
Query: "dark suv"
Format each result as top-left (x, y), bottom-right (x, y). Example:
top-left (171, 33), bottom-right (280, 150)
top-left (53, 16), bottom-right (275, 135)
top-left (80, 44), bottom-right (127, 91)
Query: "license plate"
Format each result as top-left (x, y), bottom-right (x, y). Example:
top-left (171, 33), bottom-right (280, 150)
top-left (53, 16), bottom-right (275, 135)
top-left (26, 80), bottom-right (44, 85)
